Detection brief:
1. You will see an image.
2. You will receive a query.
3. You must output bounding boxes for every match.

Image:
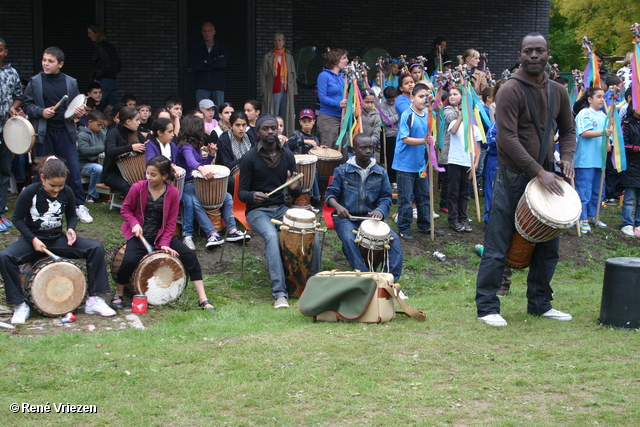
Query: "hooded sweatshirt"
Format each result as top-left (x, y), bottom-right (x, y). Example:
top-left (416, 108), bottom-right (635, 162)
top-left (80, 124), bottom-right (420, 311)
top-left (495, 69), bottom-right (575, 177)
top-left (77, 126), bottom-right (106, 167)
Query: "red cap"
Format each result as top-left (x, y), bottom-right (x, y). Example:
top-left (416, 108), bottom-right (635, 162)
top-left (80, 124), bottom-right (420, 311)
top-left (299, 109), bottom-right (315, 119)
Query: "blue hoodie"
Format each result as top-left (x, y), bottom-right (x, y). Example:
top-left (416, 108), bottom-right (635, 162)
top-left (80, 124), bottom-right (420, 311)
top-left (317, 68), bottom-right (345, 117)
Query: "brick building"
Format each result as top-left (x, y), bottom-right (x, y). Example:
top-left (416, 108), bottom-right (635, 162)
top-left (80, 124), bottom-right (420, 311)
top-left (2, 0), bottom-right (549, 126)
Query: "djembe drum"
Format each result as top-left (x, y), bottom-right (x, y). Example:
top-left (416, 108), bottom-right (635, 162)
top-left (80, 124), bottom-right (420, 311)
top-left (116, 152), bottom-right (146, 185)
top-left (274, 208), bottom-right (318, 297)
top-left (192, 165), bottom-right (230, 231)
top-left (310, 147), bottom-right (343, 199)
top-left (506, 177), bottom-right (581, 268)
top-left (354, 219), bottom-right (392, 272)
top-left (169, 165), bottom-right (186, 199)
top-left (110, 242), bottom-right (188, 306)
top-left (292, 154), bottom-right (317, 210)
top-left (20, 256), bottom-right (86, 317)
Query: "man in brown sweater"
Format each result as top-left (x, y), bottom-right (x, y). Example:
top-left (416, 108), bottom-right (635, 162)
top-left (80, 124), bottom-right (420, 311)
top-left (475, 33), bottom-right (576, 327)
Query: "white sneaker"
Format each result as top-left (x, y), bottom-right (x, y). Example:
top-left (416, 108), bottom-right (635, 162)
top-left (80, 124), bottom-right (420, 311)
top-left (206, 233), bottom-right (224, 248)
top-left (183, 236), bottom-right (196, 250)
top-left (413, 208), bottom-right (418, 219)
top-left (540, 308), bottom-right (572, 321)
top-left (432, 212), bottom-right (440, 219)
top-left (85, 296), bottom-right (116, 317)
top-left (478, 313), bottom-right (507, 326)
top-left (76, 205), bottom-right (94, 223)
top-left (11, 302), bottom-right (30, 324)
top-left (621, 225), bottom-right (635, 236)
top-left (274, 296), bottom-right (289, 308)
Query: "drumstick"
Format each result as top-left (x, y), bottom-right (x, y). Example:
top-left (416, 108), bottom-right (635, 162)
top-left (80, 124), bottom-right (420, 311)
top-left (265, 173), bottom-right (304, 197)
top-left (41, 247), bottom-right (61, 262)
top-left (139, 236), bottom-right (154, 255)
top-left (331, 214), bottom-right (382, 221)
top-left (571, 177), bottom-right (581, 237)
top-left (51, 95), bottom-right (68, 112)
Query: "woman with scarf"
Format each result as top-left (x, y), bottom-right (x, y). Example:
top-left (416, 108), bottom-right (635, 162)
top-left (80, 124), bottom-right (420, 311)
top-left (259, 33), bottom-right (298, 136)
top-left (216, 111), bottom-right (256, 193)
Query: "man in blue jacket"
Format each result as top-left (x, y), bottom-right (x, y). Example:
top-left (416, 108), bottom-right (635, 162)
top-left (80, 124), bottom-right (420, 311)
top-left (326, 133), bottom-right (402, 281)
top-left (192, 22), bottom-right (227, 108)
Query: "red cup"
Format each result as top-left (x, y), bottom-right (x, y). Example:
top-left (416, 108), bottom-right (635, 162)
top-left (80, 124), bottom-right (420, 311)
top-left (132, 295), bottom-right (148, 314)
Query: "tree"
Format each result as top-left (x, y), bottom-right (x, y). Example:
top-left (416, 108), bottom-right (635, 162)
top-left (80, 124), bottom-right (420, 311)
top-left (549, 2), bottom-right (584, 71)
top-left (554, 0), bottom-right (640, 58)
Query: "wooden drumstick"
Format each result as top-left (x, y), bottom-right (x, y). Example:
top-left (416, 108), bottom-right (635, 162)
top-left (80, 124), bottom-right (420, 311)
top-left (265, 173), bottom-right (304, 197)
top-left (51, 95), bottom-right (68, 112)
top-left (270, 219), bottom-right (283, 226)
top-left (41, 247), bottom-right (61, 261)
top-left (139, 236), bottom-right (154, 254)
top-left (332, 214), bottom-right (382, 221)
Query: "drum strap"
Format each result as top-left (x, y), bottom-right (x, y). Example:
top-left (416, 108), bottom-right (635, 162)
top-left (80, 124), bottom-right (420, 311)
top-left (518, 81), bottom-right (556, 169)
top-left (382, 283), bottom-right (427, 321)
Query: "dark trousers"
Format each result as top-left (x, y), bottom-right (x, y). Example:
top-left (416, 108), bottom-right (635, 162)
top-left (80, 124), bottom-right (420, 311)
top-left (116, 236), bottom-right (202, 285)
top-left (0, 140), bottom-right (12, 212)
top-left (447, 164), bottom-right (470, 224)
top-left (0, 235), bottom-right (110, 305)
top-left (104, 171), bottom-right (131, 197)
top-left (34, 130), bottom-right (85, 205)
top-left (475, 165), bottom-right (557, 317)
top-left (438, 166), bottom-right (449, 209)
top-left (382, 135), bottom-right (397, 183)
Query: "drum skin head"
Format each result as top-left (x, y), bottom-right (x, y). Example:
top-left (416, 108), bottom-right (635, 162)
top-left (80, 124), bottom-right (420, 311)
top-left (133, 253), bottom-right (187, 305)
top-left (64, 94), bottom-right (87, 119)
top-left (526, 178), bottom-right (581, 225)
top-left (3, 116), bottom-right (35, 155)
top-left (29, 261), bottom-right (86, 316)
top-left (310, 147), bottom-right (342, 160)
top-left (360, 219), bottom-right (391, 236)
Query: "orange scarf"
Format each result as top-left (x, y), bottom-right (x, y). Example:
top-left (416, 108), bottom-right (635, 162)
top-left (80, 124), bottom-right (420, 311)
top-left (273, 48), bottom-right (288, 91)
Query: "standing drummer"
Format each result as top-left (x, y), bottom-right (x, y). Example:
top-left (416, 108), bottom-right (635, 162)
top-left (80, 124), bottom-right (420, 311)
top-left (326, 133), bottom-right (402, 281)
top-left (238, 115), bottom-right (321, 309)
top-left (22, 47), bottom-right (94, 224)
top-left (0, 37), bottom-right (22, 231)
top-left (475, 33), bottom-right (576, 327)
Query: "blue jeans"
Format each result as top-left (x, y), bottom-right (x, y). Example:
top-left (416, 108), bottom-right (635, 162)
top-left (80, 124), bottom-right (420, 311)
top-left (196, 89), bottom-right (224, 110)
top-left (475, 165), bottom-right (557, 317)
top-left (621, 187), bottom-right (640, 228)
top-left (81, 163), bottom-right (103, 199)
top-left (219, 193), bottom-right (237, 232)
top-left (181, 180), bottom-right (215, 237)
top-left (247, 205), bottom-right (321, 299)
top-left (396, 170), bottom-right (431, 234)
top-left (98, 78), bottom-right (118, 106)
top-left (575, 167), bottom-right (603, 221)
top-left (334, 217), bottom-right (402, 281)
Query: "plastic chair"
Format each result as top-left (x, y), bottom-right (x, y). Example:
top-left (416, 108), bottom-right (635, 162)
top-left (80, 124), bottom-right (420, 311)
top-left (230, 173), bottom-right (252, 277)
top-left (320, 176), bottom-right (335, 256)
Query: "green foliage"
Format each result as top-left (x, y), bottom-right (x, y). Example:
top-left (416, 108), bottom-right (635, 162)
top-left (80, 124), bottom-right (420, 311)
top-left (553, 0), bottom-right (640, 57)
top-left (549, 2), bottom-right (585, 71)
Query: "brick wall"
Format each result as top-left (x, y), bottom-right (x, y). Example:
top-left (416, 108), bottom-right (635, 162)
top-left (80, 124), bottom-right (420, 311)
top-left (0, 3), bottom-right (35, 80)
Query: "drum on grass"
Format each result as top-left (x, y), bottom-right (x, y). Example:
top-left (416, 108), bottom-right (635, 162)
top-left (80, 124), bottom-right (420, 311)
top-left (110, 242), bottom-right (187, 305)
top-left (116, 152), bottom-right (146, 185)
top-left (506, 177), bottom-right (581, 268)
top-left (169, 165), bottom-right (186, 199)
top-left (293, 154), bottom-right (317, 210)
top-left (20, 256), bottom-right (86, 317)
top-left (3, 116), bottom-right (36, 155)
top-left (280, 208), bottom-right (316, 297)
top-left (309, 147), bottom-right (343, 199)
top-left (354, 219), bottom-right (391, 272)
top-left (64, 94), bottom-right (87, 121)
top-left (192, 164), bottom-right (230, 231)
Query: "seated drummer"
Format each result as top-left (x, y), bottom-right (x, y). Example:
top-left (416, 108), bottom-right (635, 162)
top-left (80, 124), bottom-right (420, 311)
top-left (325, 133), bottom-right (403, 282)
top-left (111, 156), bottom-right (215, 312)
top-left (238, 115), bottom-right (321, 309)
top-left (0, 157), bottom-right (115, 324)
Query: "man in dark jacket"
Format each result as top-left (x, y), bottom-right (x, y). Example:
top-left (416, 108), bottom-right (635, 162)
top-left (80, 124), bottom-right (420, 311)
top-left (475, 33), bottom-right (576, 327)
top-left (193, 22), bottom-right (227, 108)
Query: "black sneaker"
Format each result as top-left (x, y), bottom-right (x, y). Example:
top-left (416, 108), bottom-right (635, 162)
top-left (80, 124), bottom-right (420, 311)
top-left (226, 230), bottom-right (251, 242)
top-left (462, 221), bottom-right (473, 232)
top-left (450, 222), bottom-right (465, 232)
top-left (400, 232), bottom-right (414, 241)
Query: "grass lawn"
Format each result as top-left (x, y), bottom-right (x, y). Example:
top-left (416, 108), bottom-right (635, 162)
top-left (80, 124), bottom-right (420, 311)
top-left (0, 192), bottom-right (639, 426)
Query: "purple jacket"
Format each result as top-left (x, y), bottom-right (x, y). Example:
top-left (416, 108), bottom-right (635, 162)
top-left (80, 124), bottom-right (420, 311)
top-left (145, 138), bottom-right (178, 163)
top-left (176, 144), bottom-right (212, 179)
top-left (120, 180), bottom-right (180, 248)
